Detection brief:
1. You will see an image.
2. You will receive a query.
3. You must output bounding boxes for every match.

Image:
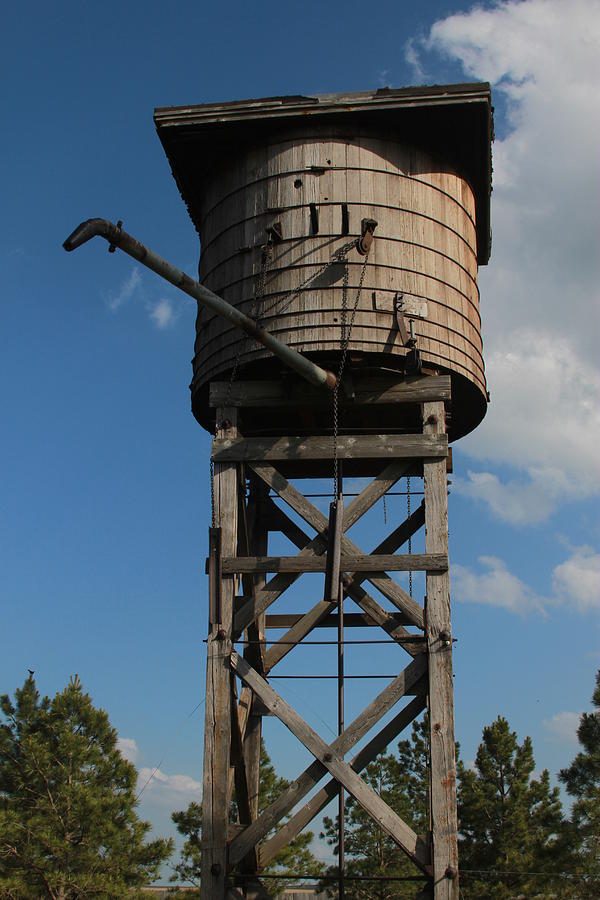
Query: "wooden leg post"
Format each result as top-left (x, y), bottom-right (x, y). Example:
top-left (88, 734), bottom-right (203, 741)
top-left (201, 408), bottom-right (239, 900)
top-left (424, 401), bottom-right (459, 899)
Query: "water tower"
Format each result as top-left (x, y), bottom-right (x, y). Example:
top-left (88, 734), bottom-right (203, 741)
top-left (154, 84), bottom-right (492, 900)
top-left (66, 83), bottom-right (492, 899)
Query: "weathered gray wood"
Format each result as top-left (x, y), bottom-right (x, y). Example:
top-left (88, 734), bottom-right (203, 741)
top-left (209, 375), bottom-right (451, 408)
top-left (230, 652), bottom-right (430, 872)
top-left (260, 693), bottom-right (427, 867)
top-left (213, 433), bottom-right (447, 463)
top-left (264, 600), bottom-right (337, 673)
top-left (223, 553), bottom-right (447, 574)
top-left (242, 478), bottom-right (269, 827)
top-left (248, 463), bottom-right (425, 627)
top-left (265, 498), bottom-right (312, 549)
top-left (342, 459), bottom-right (410, 530)
top-left (264, 612), bottom-right (422, 629)
top-left (424, 401), bottom-right (459, 900)
top-left (323, 499), bottom-right (343, 603)
top-left (201, 409), bottom-right (238, 900)
top-left (229, 655), bottom-right (427, 868)
top-left (263, 501), bottom-right (426, 668)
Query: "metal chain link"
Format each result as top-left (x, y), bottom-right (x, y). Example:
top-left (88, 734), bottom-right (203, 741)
top-left (258, 238), bottom-right (357, 320)
top-left (333, 248), bottom-right (370, 497)
top-left (223, 241), bottom-right (272, 413)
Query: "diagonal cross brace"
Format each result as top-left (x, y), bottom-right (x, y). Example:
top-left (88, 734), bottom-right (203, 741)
top-left (263, 502), bottom-right (427, 669)
top-left (260, 692), bottom-right (427, 867)
top-left (237, 461), bottom-right (423, 630)
top-left (228, 653), bottom-right (429, 871)
top-left (234, 458), bottom-right (410, 636)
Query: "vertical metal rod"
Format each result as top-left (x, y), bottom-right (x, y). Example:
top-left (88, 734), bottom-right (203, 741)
top-left (337, 473), bottom-right (345, 900)
top-left (337, 569), bottom-right (345, 900)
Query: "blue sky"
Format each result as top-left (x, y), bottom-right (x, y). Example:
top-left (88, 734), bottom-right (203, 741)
top-left (2, 0), bottom-right (599, 875)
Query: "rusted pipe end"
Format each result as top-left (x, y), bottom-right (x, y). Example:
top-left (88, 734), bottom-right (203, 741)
top-left (62, 218), bottom-right (120, 252)
top-left (325, 370), bottom-right (338, 390)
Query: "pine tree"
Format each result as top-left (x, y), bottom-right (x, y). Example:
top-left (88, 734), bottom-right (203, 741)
top-left (0, 674), bottom-right (172, 898)
top-left (171, 739), bottom-right (322, 896)
top-left (457, 716), bottom-right (567, 899)
top-left (559, 668), bottom-right (600, 894)
top-left (319, 715), bottom-right (430, 899)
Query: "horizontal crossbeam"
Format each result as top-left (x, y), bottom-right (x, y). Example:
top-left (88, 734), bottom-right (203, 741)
top-left (212, 433), bottom-right (447, 463)
top-left (209, 375), bottom-right (451, 408)
top-left (223, 553), bottom-right (448, 574)
top-left (263, 612), bottom-right (418, 628)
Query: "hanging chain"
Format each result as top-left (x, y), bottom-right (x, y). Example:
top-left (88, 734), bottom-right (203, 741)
top-left (223, 241), bottom-right (272, 413)
top-left (407, 475), bottom-right (412, 597)
top-left (333, 247), bottom-right (370, 498)
top-left (259, 238), bottom-right (357, 320)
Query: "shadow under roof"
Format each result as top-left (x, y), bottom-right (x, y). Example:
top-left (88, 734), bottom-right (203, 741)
top-left (154, 83), bottom-right (493, 265)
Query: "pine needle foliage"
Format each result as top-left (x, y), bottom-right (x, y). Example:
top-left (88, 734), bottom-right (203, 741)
top-left (458, 716), bottom-right (568, 899)
top-left (320, 714), bottom-right (430, 899)
top-left (559, 668), bottom-right (600, 893)
top-left (170, 739), bottom-right (322, 897)
top-left (0, 675), bottom-right (172, 899)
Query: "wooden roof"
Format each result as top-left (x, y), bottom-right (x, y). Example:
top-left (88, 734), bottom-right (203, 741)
top-left (154, 83), bottom-right (493, 264)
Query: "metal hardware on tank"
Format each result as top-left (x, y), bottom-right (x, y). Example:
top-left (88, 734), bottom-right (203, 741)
top-left (62, 218), bottom-right (337, 392)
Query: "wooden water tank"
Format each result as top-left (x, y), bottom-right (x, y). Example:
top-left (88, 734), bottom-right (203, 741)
top-left (155, 85), bottom-right (492, 441)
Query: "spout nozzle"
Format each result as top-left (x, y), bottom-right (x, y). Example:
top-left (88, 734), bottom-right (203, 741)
top-left (63, 218), bottom-right (120, 252)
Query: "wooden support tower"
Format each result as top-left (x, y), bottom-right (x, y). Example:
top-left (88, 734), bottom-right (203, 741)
top-left (201, 376), bottom-right (458, 899)
top-left (153, 84), bottom-right (493, 900)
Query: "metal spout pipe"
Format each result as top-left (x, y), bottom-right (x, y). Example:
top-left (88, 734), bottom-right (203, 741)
top-left (63, 218), bottom-right (337, 391)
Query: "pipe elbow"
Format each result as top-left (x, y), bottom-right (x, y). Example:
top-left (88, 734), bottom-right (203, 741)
top-left (62, 218), bottom-right (118, 252)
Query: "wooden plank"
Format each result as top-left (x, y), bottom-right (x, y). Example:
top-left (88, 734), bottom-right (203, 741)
top-left (242, 478), bottom-right (269, 830)
top-left (222, 553), bottom-right (447, 574)
top-left (263, 599), bottom-right (337, 673)
top-left (260, 693), bottom-right (427, 867)
top-left (201, 409), bottom-right (238, 900)
top-left (265, 498), bottom-right (312, 548)
top-left (248, 463), bottom-right (425, 628)
top-left (229, 655), bottom-right (427, 868)
top-left (263, 503), bottom-right (427, 667)
top-left (342, 459), bottom-right (410, 531)
top-left (209, 374), bottom-right (451, 408)
top-left (236, 464), bottom-right (424, 643)
top-left (423, 401), bottom-right (459, 900)
top-left (264, 612), bottom-right (421, 629)
top-left (230, 652), bottom-right (430, 872)
top-left (212, 433), bottom-right (447, 463)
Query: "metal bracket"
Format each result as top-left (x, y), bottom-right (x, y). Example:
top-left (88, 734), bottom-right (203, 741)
top-left (107, 219), bottom-right (122, 253)
top-left (358, 218), bottom-right (377, 255)
top-left (393, 293), bottom-right (410, 347)
top-left (265, 221), bottom-right (283, 243)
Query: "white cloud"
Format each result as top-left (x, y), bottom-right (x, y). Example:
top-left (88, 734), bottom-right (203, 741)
top-left (451, 555), bottom-right (547, 615)
top-left (148, 298), bottom-right (178, 329)
top-left (552, 546), bottom-right (600, 611)
top-left (452, 545), bottom-right (600, 615)
top-left (116, 736), bottom-right (139, 763)
top-left (543, 711), bottom-right (582, 743)
top-left (407, 1), bottom-right (600, 519)
top-left (107, 268), bottom-right (141, 312)
top-left (137, 766), bottom-right (202, 806)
